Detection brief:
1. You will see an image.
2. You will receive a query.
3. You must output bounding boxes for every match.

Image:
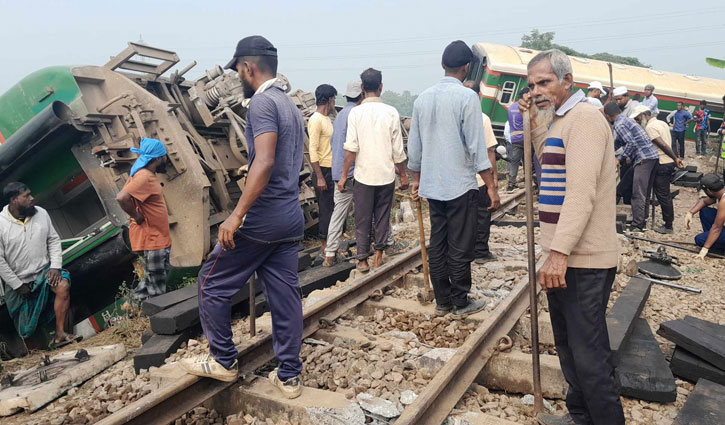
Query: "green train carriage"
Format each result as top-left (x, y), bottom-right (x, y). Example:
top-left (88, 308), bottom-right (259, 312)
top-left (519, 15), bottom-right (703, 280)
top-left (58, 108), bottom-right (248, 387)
top-left (468, 43), bottom-right (725, 144)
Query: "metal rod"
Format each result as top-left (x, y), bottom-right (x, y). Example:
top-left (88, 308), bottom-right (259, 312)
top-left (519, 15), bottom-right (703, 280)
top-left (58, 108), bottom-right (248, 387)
top-left (635, 274), bottom-right (702, 293)
top-left (249, 274), bottom-right (256, 337)
top-left (522, 110), bottom-right (543, 412)
top-left (624, 233), bottom-right (725, 259)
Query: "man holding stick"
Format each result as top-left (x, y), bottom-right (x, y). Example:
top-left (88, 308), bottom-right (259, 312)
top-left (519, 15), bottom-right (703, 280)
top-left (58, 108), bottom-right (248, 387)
top-left (408, 41), bottom-right (500, 318)
top-left (520, 49), bottom-right (624, 425)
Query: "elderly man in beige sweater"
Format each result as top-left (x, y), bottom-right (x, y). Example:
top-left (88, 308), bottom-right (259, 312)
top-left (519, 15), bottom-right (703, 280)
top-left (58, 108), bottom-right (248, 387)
top-left (520, 49), bottom-right (624, 425)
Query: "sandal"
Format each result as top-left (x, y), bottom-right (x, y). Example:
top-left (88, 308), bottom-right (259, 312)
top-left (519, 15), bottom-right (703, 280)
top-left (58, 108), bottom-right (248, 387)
top-left (322, 256), bottom-right (337, 267)
top-left (54, 333), bottom-right (82, 349)
top-left (356, 261), bottom-right (370, 273)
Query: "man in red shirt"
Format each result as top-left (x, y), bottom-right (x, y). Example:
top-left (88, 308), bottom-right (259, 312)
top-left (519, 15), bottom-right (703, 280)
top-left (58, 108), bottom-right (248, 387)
top-left (116, 138), bottom-right (172, 301)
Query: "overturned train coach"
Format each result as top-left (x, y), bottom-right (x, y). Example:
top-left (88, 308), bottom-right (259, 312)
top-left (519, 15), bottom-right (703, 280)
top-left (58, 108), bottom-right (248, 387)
top-left (0, 43), bottom-right (320, 320)
top-left (467, 42), bottom-right (725, 142)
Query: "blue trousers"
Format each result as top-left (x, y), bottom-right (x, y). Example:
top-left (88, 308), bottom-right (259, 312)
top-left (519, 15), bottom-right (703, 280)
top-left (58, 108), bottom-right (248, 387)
top-left (198, 232), bottom-right (302, 380)
top-left (695, 207), bottom-right (725, 251)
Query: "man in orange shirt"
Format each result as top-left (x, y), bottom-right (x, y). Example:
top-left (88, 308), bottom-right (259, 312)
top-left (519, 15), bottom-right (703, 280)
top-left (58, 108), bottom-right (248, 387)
top-left (116, 138), bottom-right (172, 301)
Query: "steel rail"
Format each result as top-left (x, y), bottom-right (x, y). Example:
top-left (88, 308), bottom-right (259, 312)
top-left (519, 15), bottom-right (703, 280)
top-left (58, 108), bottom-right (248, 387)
top-left (394, 257), bottom-right (543, 425)
top-left (99, 247), bottom-right (424, 425)
top-left (99, 189), bottom-right (527, 425)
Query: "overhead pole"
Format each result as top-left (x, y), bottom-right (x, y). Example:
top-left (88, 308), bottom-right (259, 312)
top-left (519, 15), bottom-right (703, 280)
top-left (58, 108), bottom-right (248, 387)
top-left (523, 110), bottom-right (544, 412)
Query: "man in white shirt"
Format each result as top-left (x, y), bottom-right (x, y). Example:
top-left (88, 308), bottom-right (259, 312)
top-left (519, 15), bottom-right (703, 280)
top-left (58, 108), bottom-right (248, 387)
top-left (339, 68), bottom-right (409, 272)
top-left (586, 81), bottom-right (606, 110)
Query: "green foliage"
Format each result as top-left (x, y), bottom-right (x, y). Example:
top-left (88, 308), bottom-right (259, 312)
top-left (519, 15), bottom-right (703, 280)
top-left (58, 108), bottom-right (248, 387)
top-left (380, 90), bottom-right (418, 116)
top-left (167, 275), bottom-right (196, 292)
top-left (521, 29), bottom-right (650, 68)
top-left (336, 91), bottom-right (418, 117)
top-left (706, 57), bottom-right (725, 69)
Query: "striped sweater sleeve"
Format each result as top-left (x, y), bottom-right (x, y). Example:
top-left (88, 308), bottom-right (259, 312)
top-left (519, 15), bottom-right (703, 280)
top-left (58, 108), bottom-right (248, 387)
top-left (548, 112), bottom-right (609, 256)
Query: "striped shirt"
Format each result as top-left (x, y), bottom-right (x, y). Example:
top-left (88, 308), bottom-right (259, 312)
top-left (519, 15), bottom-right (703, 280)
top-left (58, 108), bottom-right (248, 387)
top-left (532, 90), bottom-right (618, 269)
top-left (614, 115), bottom-right (659, 164)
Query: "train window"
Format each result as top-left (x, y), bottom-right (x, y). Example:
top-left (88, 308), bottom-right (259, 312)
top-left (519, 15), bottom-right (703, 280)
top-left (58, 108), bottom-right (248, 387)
top-left (500, 81), bottom-right (516, 104)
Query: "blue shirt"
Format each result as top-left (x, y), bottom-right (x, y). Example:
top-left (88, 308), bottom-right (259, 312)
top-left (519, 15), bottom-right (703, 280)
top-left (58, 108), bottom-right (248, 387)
top-left (670, 109), bottom-right (692, 132)
top-left (331, 102), bottom-right (356, 181)
top-left (407, 77), bottom-right (492, 201)
top-left (241, 86), bottom-right (305, 243)
top-left (507, 102), bottom-right (524, 144)
top-left (614, 115), bottom-right (659, 164)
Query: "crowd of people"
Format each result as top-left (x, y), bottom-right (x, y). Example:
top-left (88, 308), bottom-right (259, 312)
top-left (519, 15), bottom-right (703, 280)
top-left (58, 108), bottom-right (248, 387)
top-left (2, 34), bottom-right (725, 425)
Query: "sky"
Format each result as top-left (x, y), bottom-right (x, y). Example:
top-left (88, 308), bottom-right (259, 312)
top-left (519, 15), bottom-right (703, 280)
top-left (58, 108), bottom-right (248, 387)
top-left (1, 0), bottom-right (724, 96)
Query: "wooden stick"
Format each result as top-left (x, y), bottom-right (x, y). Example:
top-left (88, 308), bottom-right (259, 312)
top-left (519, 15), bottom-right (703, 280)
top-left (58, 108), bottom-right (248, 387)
top-left (415, 198), bottom-right (434, 303)
top-left (249, 274), bottom-right (256, 337)
top-left (522, 110), bottom-right (544, 412)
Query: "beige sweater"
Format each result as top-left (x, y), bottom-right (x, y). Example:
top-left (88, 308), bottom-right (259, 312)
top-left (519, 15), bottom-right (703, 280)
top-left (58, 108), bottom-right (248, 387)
top-left (531, 100), bottom-right (619, 269)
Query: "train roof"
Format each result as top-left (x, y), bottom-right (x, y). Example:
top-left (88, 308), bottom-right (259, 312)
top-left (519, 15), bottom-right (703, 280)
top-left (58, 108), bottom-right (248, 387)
top-left (472, 42), bottom-right (725, 105)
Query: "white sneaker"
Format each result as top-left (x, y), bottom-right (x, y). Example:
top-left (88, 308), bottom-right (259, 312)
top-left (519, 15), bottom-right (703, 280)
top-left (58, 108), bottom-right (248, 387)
top-left (179, 353), bottom-right (238, 382)
top-left (269, 368), bottom-right (302, 399)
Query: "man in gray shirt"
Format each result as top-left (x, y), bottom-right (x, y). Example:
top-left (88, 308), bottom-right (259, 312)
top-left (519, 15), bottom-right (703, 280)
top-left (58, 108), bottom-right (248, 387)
top-left (408, 41), bottom-right (500, 318)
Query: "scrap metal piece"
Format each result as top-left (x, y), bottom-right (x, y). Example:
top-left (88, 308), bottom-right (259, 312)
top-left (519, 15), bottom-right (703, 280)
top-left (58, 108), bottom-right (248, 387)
top-left (643, 246), bottom-right (680, 266)
top-left (638, 260), bottom-right (682, 280)
top-left (75, 349), bottom-right (90, 362)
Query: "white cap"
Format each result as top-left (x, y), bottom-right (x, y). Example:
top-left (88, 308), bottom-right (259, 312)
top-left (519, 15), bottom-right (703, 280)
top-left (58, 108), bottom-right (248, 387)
top-left (588, 81), bottom-right (607, 94)
top-left (345, 80), bottom-right (362, 98)
top-left (613, 86), bottom-right (628, 96)
top-left (629, 104), bottom-right (651, 119)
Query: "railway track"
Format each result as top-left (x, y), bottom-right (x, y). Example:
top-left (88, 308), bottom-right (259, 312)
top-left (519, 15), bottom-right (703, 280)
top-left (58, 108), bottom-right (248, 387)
top-left (99, 189), bottom-right (533, 425)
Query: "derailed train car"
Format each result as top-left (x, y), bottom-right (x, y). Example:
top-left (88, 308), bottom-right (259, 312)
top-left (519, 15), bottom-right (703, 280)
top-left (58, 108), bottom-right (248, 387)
top-left (0, 43), bottom-right (320, 319)
top-left (468, 42), bottom-right (725, 142)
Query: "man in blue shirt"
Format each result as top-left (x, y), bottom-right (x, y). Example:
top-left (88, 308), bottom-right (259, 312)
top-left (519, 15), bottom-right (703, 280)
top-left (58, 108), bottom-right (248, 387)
top-left (323, 80), bottom-right (363, 267)
top-left (408, 40), bottom-right (500, 318)
top-left (181, 36), bottom-right (305, 399)
top-left (666, 102), bottom-right (693, 158)
top-left (605, 102), bottom-right (660, 232)
top-left (506, 88), bottom-right (530, 192)
top-left (693, 101), bottom-right (711, 155)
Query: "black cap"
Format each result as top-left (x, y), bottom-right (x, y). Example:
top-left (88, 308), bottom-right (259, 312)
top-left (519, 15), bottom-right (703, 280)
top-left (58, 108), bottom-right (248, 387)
top-left (700, 174), bottom-right (724, 192)
top-left (604, 101), bottom-right (621, 117)
top-left (224, 36), bottom-right (278, 70)
top-left (442, 40), bottom-right (473, 68)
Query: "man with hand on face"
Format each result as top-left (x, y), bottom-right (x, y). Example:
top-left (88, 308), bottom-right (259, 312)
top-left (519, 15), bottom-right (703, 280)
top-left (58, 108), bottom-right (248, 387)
top-left (408, 41), bottom-right (500, 319)
top-left (181, 36), bottom-right (306, 400)
top-left (116, 138), bottom-right (172, 301)
top-left (520, 49), bottom-right (624, 425)
top-left (308, 84), bottom-right (337, 254)
top-left (685, 174), bottom-right (725, 258)
top-left (0, 182), bottom-right (77, 347)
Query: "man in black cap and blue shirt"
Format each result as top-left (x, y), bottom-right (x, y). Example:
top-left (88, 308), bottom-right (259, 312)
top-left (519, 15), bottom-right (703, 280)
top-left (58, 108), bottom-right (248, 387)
top-left (181, 35), bottom-right (306, 399)
top-left (408, 41), bottom-right (500, 318)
